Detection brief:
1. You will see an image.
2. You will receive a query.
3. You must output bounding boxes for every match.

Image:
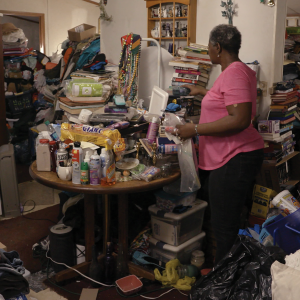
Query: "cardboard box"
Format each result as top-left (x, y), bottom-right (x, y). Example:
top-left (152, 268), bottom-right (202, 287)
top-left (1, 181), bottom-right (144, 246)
top-left (251, 184), bottom-right (277, 219)
top-left (0, 242), bottom-right (7, 251)
top-left (68, 24), bottom-right (96, 42)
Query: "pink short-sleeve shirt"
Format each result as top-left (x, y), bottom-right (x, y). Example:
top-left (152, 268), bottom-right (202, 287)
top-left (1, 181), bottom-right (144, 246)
top-left (198, 62), bottom-right (264, 170)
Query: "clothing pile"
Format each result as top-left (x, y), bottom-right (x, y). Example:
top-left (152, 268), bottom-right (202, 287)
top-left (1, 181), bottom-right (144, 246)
top-left (0, 249), bottom-right (29, 299)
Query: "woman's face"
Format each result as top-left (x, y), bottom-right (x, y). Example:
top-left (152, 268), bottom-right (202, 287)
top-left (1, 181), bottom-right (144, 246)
top-left (208, 41), bottom-right (219, 64)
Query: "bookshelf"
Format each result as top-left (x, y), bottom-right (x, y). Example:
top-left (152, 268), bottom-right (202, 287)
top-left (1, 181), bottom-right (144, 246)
top-left (145, 0), bottom-right (197, 56)
top-left (256, 151), bottom-right (300, 193)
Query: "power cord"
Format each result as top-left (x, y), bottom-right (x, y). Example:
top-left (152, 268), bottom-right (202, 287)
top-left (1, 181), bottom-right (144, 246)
top-left (21, 200), bottom-right (56, 224)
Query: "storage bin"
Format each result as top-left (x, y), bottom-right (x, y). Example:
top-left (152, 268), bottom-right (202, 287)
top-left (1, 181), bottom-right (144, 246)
top-left (148, 200), bottom-right (208, 246)
top-left (149, 231), bottom-right (206, 264)
top-left (154, 189), bottom-right (197, 212)
top-left (5, 90), bottom-right (33, 117)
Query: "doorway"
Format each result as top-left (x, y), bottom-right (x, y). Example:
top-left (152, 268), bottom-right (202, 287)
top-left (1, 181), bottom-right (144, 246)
top-left (0, 10), bottom-right (45, 53)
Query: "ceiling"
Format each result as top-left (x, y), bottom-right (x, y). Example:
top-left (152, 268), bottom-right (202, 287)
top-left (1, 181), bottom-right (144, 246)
top-left (287, 0), bottom-right (300, 15)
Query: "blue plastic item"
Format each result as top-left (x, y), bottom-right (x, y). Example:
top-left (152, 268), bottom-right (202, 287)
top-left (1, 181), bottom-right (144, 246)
top-left (259, 215), bottom-right (279, 243)
top-left (265, 210), bottom-right (300, 254)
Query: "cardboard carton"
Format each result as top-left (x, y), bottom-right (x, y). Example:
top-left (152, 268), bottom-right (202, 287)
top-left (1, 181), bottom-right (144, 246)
top-left (251, 184), bottom-right (277, 219)
top-left (68, 24), bottom-right (96, 42)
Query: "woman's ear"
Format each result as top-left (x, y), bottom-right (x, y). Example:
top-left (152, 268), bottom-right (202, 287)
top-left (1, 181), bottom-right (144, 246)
top-left (216, 42), bottom-right (222, 55)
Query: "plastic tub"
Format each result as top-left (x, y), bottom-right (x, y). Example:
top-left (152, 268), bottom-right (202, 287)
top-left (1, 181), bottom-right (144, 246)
top-left (148, 200), bottom-right (207, 246)
top-left (154, 189), bottom-right (197, 212)
top-left (116, 275), bottom-right (143, 295)
top-left (149, 232), bottom-right (206, 264)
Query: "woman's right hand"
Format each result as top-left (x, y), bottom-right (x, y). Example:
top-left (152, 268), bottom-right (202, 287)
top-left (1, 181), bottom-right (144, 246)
top-left (182, 84), bottom-right (208, 96)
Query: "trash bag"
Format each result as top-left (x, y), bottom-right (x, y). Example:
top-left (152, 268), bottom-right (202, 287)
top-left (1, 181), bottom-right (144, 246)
top-left (190, 235), bottom-right (286, 300)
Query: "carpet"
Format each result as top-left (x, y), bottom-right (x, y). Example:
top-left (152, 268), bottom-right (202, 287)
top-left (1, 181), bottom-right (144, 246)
top-left (44, 276), bottom-right (190, 300)
top-left (0, 204), bottom-right (60, 273)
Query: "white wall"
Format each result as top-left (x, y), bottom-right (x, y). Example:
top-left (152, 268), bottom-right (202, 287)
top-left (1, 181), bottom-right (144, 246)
top-left (1, 0), bottom-right (99, 56)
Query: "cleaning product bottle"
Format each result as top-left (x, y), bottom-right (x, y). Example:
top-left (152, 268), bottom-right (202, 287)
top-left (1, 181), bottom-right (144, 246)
top-left (80, 153), bottom-right (90, 185)
top-left (146, 116), bottom-right (159, 144)
top-left (90, 150), bottom-right (100, 185)
top-left (72, 142), bottom-right (83, 184)
top-left (101, 139), bottom-right (115, 186)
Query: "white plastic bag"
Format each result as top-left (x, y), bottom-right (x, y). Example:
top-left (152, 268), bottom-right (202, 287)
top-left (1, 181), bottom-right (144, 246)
top-left (163, 113), bottom-right (200, 192)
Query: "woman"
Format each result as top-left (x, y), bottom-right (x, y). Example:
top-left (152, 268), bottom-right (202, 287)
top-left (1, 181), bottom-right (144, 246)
top-left (176, 24), bottom-right (264, 265)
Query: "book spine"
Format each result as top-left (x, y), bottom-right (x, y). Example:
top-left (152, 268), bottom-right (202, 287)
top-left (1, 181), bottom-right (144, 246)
top-left (275, 88), bottom-right (294, 93)
top-left (174, 69), bottom-right (201, 75)
top-left (172, 78), bottom-right (198, 84)
top-left (171, 82), bottom-right (197, 87)
top-left (185, 56), bottom-right (211, 62)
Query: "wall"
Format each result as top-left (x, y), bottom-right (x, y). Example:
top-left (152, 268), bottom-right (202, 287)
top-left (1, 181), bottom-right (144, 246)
top-left (1, 0), bottom-right (99, 56)
top-left (101, 0), bottom-right (286, 119)
top-left (2, 15), bottom-right (40, 50)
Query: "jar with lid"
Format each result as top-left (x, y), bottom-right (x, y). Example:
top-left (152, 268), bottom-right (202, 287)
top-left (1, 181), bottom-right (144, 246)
top-left (191, 250), bottom-right (205, 269)
top-left (161, 163), bottom-right (171, 178)
top-left (36, 139), bottom-right (51, 171)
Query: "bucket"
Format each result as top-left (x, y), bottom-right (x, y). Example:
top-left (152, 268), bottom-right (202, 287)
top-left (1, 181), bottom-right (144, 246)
top-left (271, 190), bottom-right (300, 215)
top-left (78, 109), bottom-right (93, 123)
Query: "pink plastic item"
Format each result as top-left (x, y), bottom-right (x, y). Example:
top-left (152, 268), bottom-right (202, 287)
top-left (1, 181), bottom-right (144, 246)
top-left (115, 275), bottom-right (143, 295)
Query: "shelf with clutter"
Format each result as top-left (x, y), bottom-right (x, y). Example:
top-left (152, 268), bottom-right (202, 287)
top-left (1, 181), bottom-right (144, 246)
top-left (145, 0), bottom-right (197, 56)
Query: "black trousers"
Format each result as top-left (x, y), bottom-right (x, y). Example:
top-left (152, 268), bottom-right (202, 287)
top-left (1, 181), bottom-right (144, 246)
top-left (203, 149), bottom-right (264, 265)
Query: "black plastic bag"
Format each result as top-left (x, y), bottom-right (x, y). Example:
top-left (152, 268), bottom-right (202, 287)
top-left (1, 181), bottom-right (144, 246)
top-left (190, 235), bottom-right (286, 300)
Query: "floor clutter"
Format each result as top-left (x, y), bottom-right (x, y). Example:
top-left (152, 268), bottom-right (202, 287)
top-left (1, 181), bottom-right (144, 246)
top-left (2, 4), bottom-right (300, 300)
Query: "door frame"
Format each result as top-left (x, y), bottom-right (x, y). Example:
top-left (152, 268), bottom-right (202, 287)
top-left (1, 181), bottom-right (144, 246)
top-left (0, 10), bottom-right (46, 53)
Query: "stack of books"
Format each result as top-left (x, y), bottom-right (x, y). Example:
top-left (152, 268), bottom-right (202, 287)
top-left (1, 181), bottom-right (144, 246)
top-left (168, 43), bottom-right (211, 89)
top-left (3, 39), bottom-right (28, 56)
top-left (258, 120), bottom-right (295, 162)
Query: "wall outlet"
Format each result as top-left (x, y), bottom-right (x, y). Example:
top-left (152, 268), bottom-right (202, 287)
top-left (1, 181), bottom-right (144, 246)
top-left (259, 81), bottom-right (268, 97)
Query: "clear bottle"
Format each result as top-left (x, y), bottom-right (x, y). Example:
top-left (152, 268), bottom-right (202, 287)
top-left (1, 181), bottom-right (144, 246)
top-left (90, 150), bottom-right (100, 185)
top-left (115, 243), bottom-right (128, 280)
top-left (104, 242), bottom-right (115, 284)
top-left (45, 121), bottom-right (59, 141)
top-left (177, 264), bottom-right (199, 279)
top-left (190, 250), bottom-right (205, 270)
top-left (88, 244), bottom-right (104, 287)
top-left (72, 142), bottom-right (83, 184)
top-left (101, 140), bottom-right (115, 186)
top-left (36, 139), bottom-right (51, 171)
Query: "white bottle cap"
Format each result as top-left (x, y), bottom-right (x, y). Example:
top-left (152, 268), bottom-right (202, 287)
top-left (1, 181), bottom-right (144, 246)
top-left (101, 148), bottom-right (107, 154)
top-left (84, 152), bottom-right (90, 163)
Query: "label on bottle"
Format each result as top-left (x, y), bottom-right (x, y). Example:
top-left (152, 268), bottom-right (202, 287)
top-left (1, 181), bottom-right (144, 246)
top-left (89, 159), bottom-right (100, 185)
top-left (158, 144), bottom-right (178, 154)
top-left (106, 163), bottom-right (115, 183)
top-left (146, 122), bottom-right (159, 144)
top-left (80, 170), bottom-right (89, 185)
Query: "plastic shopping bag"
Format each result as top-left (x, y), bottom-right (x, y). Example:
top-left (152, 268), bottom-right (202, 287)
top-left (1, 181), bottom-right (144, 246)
top-left (163, 113), bottom-right (200, 193)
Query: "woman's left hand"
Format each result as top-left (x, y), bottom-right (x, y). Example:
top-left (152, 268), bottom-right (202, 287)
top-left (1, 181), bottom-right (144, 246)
top-left (174, 123), bottom-right (197, 140)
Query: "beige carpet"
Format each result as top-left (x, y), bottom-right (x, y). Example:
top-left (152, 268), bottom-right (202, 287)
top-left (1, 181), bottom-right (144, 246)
top-left (28, 289), bottom-right (68, 300)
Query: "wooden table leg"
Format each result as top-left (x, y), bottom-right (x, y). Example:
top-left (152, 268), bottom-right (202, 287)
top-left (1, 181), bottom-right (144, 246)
top-left (118, 193), bottom-right (128, 263)
top-left (84, 194), bottom-right (95, 262)
top-left (103, 194), bottom-right (110, 255)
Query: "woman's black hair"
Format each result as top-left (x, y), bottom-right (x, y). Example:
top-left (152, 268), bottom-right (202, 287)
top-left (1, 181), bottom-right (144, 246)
top-left (209, 24), bottom-right (241, 55)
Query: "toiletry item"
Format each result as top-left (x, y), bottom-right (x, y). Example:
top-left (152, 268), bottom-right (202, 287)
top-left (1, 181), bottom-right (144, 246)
top-left (90, 150), bottom-right (101, 185)
top-left (80, 158), bottom-right (90, 185)
top-left (36, 139), bottom-right (51, 171)
top-left (72, 142), bottom-right (83, 184)
top-left (49, 141), bottom-right (57, 172)
top-left (146, 117), bottom-right (159, 144)
top-left (56, 144), bottom-right (68, 168)
top-left (101, 140), bottom-right (116, 186)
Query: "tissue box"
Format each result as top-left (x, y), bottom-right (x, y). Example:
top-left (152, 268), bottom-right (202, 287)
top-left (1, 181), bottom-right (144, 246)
top-left (68, 24), bottom-right (96, 42)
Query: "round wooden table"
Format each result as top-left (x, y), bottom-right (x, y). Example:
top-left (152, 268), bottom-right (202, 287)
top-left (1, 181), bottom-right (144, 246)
top-left (29, 161), bottom-right (180, 281)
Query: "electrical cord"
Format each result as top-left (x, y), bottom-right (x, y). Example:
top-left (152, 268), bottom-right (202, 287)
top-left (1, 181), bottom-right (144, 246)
top-left (21, 200), bottom-right (56, 224)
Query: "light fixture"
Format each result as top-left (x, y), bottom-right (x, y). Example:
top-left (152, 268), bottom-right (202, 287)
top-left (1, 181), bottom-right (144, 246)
top-left (267, 0), bottom-right (275, 7)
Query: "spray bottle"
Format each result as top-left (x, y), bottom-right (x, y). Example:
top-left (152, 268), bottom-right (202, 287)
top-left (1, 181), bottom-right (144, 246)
top-left (90, 150), bottom-right (100, 185)
top-left (80, 153), bottom-right (90, 185)
top-left (146, 116), bottom-right (159, 144)
top-left (101, 139), bottom-right (116, 186)
top-left (72, 142), bottom-right (83, 184)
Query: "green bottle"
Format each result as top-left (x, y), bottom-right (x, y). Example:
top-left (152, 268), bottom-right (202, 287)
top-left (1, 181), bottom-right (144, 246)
top-left (80, 155), bottom-right (90, 185)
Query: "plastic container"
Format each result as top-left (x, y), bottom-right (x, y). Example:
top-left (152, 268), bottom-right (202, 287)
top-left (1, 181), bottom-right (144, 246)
top-left (116, 275), bottom-right (143, 295)
top-left (271, 190), bottom-right (298, 215)
top-left (148, 200), bottom-right (208, 246)
top-left (78, 109), bottom-right (93, 123)
top-left (190, 250), bottom-right (205, 269)
top-left (5, 90), bottom-right (33, 118)
top-left (72, 142), bottom-right (83, 185)
top-left (154, 189), bottom-right (197, 212)
top-left (146, 116), bottom-right (159, 144)
top-left (149, 231), bottom-right (206, 264)
top-left (90, 150), bottom-right (101, 185)
top-left (36, 139), bottom-right (51, 171)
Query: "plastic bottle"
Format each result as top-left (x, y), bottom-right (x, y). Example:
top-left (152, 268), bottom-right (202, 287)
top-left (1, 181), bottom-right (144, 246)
top-left (72, 142), bottom-right (83, 184)
top-left (45, 121), bottom-right (59, 141)
top-left (80, 153), bottom-right (90, 185)
top-left (146, 117), bottom-right (159, 144)
top-left (56, 143), bottom-right (68, 169)
top-left (115, 243), bottom-right (128, 280)
top-left (36, 139), bottom-right (51, 171)
top-left (49, 141), bottom-right (57, 172)
top-left (101, 140), bottom-right (116, 186)
top-left (177, 264), bottom-right (199, 279)
top-left (104, 242), bottom-right (115, 284)
top-left (90, 150), bottom-right (100, 185)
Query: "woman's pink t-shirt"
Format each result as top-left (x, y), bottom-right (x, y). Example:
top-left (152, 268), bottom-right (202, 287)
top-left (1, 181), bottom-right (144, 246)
top-left (198, 62), bottom-right (264, 170)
